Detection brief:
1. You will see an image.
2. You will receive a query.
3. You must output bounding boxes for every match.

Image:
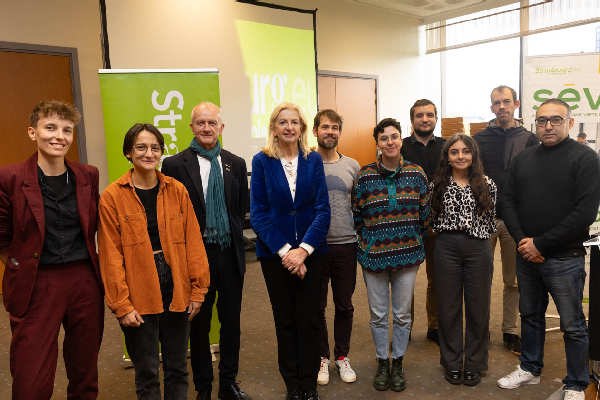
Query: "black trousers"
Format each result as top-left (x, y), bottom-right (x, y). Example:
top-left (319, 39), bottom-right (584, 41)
top-left (590, 245), bottom-right (600, 360)
top-left (190, 244), bottom-right (243, 392)
top-left (317, 243), bottom-right (357, 360)
top-left (122, 312), bottom-right (190, 400)
top-left (434, 232), bottom-right (493, 373)
top-left (261, 255), bottom-right (321, 393)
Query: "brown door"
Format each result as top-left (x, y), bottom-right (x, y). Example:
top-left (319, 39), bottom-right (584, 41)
top-left (318, 74), bottom-right (377, 166)
top-left (0, 47), bottom-right (80, 291)
top-left (0, 49), bottom-right (79, 166)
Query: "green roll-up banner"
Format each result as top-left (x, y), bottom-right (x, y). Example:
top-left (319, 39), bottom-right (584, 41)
top-left (98, 69), bottom-right (220, 181)
top-left (98, 69), bottom-right (221, 364)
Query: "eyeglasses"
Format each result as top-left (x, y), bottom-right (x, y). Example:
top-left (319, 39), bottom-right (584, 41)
top-left (535, 116), bottom-right (567, 127)
top-left (378, 133), bottom-right (401, 143)
top-left (133, 144), bottom-right (162, 153)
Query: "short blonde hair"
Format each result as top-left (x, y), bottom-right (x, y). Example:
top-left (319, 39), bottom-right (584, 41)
top-left (263, 102), bottom-right (311, 159)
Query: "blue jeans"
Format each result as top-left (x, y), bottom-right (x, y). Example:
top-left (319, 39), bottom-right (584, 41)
top-left (363, 266), bottom-right (418, 359)
top-left (517, 255), bottom-right (589, 391)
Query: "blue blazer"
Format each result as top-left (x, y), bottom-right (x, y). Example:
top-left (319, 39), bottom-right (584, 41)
top-left (250, 150), bottom-right (330, 259)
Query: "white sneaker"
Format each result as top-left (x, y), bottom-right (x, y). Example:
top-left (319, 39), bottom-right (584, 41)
top-left (317, 357), bottom-right (329, 385)
top-left (335, 356), bottom-right (357, 383)
top-left (563, 388), bottom-right (585, 400)
top-left (497, 366), bottom-right (541, 389)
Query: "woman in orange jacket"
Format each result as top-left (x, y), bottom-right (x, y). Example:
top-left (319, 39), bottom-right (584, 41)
top-left (98, 123), bottom-right (210, 399)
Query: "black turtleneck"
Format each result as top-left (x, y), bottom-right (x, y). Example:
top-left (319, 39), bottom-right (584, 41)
top-left (501, 138), bottom-right (600, 257)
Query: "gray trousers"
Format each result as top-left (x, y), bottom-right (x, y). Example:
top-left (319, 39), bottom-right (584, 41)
top-left (434, 232), bottom-right (493, 372)
top-left (490, 218), bottom-right (519, 335)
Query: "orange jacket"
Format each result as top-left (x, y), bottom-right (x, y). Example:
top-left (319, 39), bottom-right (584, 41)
top-left (98, 170), bottom-right (209, 318)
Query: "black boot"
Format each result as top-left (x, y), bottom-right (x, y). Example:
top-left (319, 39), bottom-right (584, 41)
top-left (390, 357), bottom-right (406, 392)
top-left (373, 358), bottom-right (390, 391)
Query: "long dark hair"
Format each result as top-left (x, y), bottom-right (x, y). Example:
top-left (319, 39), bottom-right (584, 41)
top-left (431, 133), bottom-right (493, 217)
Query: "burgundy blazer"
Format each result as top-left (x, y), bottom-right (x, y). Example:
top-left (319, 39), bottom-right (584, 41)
top-left (0, 153), bottom-right (101, 317)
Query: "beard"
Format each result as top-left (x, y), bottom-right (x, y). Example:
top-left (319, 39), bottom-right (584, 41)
top-left (317, 137), bottom-right (338, 149)
top-left (414, 128), bottom-right (434, 138)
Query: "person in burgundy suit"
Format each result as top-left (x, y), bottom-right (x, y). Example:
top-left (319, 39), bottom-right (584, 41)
top-left (0, 100), bottom-right (104, 399)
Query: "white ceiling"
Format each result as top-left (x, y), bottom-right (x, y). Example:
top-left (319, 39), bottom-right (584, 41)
top-left (347, 0), bottom-right (521, 23)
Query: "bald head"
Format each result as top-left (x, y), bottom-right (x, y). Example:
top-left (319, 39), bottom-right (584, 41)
top-left (190, 101), bottom-right (224, 150)
top-left (191, 102), bottom-right (222, 122)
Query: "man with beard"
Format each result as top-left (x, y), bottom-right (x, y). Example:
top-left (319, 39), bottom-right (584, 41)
top-left (474, 85), bottom-right (538, 355)
top-left (401, 99), bottom-right (445, 345)
top-left (313, 109), bottom-right (360, 386)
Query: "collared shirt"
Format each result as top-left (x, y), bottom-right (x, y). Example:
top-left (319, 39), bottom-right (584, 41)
top-left (98, 170), bottom-right (210, 318)
top-left (196, 154), bottom-right (222, 201)
top-left (38, 167), bottom-right (89, 264)
top-left (401, 134), bottom-right (445, 180)
top-left (432, 176), bottom-right (497, 239)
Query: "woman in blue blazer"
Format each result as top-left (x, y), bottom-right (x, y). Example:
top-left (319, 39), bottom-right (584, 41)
top-left (250, 103), bottom-right (330, 400)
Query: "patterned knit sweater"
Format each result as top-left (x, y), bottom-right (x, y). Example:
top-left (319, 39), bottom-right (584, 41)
top-left (352, 158), bottom-right (430, 272)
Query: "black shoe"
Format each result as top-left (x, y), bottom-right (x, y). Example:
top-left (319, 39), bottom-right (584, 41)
top-left (286, 390), bottom-right (302, 400)
top-left (373, 358), bottom-right (390, 391)
top-left (503, 333), bottom-right (522, 355)
top-left (303, 390), bottom-right (320, 400)
top-left (196, 388), bottom-right (211, 400)
top-left (426, 329), bottom-right (440, 345)
top-left (218, 382), bottom-right (251, 400)
top-left (444, 369), bottom-right (462, 385)
top-left (463, 370), bottom-right (481, 386)
top-left (390, 357), bottom-right (406, 392)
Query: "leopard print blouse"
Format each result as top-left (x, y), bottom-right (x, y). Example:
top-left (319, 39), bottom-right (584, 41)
top-left (432, 176), bottom-right (497, 239)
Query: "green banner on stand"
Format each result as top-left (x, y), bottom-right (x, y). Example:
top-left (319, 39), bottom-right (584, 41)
top-left (99, 69), bottom-right (222, 364)
top-left (99, 69), bottom-right (220, 181)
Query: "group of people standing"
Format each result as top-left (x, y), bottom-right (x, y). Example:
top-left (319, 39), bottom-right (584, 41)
top-left (0, 100), bottom-right (251, 400)
top-left (0, 83), bottom-right (598, 400)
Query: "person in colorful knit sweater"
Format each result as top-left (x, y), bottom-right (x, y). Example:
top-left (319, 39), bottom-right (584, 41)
top-left (351, 117), bottom-right (430, 393)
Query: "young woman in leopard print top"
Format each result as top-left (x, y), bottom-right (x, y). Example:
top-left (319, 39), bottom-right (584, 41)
top-left (430, 133), bottom-right (497, 387)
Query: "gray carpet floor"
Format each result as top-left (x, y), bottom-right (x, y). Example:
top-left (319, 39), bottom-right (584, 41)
top-left (0, 247), bottom-right (580, 399)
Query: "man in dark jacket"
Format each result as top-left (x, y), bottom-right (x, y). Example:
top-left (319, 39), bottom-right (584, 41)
top-left (474, 85), bottom-right (539, 355)
top-left (401, 99), bottom-right (445, 345)
top-left (162, 102), bottom-right (250, 400)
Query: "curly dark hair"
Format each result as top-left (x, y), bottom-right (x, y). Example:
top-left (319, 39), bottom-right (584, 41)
top-left (431, 133), bottom-right (494, 217)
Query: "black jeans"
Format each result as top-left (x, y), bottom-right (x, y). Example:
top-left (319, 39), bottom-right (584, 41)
top-left (190, 244), bottom-right (243, 392)
top-left (434, 232), bottom-right (493, 373)
top-left (122, 311), bottom-right (190, 400)
top-left (317, 243), bottom-right (357, 360)
top-left (261, 255), bottom-right (321, 393)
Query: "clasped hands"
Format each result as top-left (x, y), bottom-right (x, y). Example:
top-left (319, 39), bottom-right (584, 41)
top-left (118, 301), bottom-right (202, 327)
top-left (517, 237), bottom-right (545, 264)
top-left (282, 247), bottom-right (308, 279)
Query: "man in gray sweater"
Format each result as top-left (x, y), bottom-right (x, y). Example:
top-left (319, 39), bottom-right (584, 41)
top-left (312, 109), bottom-right (360, 387)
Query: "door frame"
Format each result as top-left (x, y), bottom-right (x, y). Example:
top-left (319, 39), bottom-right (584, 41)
top-left (0, 41), bottom-right (88, 163)
top-left (317, 70), bottom-right (379, 122)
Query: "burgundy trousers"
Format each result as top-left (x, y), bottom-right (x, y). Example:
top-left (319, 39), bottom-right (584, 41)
top-left (9, 261), bottom-right (104, 400)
